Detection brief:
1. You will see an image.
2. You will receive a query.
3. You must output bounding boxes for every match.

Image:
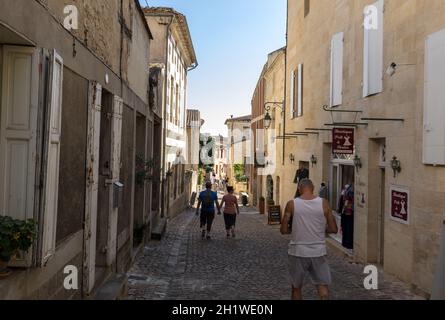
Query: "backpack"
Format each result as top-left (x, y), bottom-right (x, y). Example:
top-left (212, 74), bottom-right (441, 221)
top-left (201, 190), bottom-right (214, 208)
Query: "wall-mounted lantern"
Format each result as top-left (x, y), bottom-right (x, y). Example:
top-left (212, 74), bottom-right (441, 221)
top-left (264, 111), bottom-right (272, 130)
top-left (391, 156), bottom-right (402, 178)
top-left (310, 155), bottom-right (317, 167)
top-left (353, 155), bottom-right (362, 172)
top-left (289, 154), bottom-right (295, 164)
top-left (263, 102), bottom-right (284, 130)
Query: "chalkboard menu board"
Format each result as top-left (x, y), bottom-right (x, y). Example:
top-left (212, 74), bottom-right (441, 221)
top-left (268, 206), bottom-right (282, 225)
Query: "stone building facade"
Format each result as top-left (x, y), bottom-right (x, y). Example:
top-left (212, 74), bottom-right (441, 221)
top-left (272, 0), bottom-right (445, 296)
top-left (144, 7), bottom-right (198, 223)
top-left (0, 0), bottom-right (156, 299)
top-left (186, 109), bottom-right (204, 200)
top-left (250, 47), bottom-right (286, 208)
top-left (225, 115), bottom-right (252, 194)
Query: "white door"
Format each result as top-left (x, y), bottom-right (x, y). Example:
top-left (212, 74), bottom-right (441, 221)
top-left (83, 82), bottom-right (102, 295)
top-left (0, 46), bottom-right (39, 266)
top-left (41, 50), bottom-right (63, 265)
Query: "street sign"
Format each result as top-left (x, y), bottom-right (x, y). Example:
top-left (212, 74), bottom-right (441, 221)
top-left (332, 128), bottom-right (354, 154)
top-left (268, 205), bottom-right (281, 225)
top-left (390, 185), bottom-right (410, 224)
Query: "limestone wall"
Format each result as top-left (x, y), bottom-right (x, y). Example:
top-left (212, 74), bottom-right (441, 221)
top-left (283, 0), bottom-right (445, 295)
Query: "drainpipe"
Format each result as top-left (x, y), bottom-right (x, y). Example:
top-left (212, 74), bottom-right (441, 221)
top-left (187, 62), bottom-right (199, 73)
top-left (282, 0), bottom-right (289, 166)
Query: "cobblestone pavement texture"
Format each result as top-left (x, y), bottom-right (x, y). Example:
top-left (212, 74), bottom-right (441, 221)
top-left (127, 206), bottom-right (423, 300)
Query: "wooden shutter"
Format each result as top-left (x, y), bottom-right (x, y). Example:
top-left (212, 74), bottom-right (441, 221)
top-left (297, 64), bottom-right (303, 117)
top-left (330, 32), bottom-right (344, 107)
top-left (290, 70), bottom-right (295, 118)
top-left (106, 95), bottom-right (123, 266)
top-left (423, 28), bottom-right (445, 165)
top-left (0, 46), bottom-right (39, 266)
top-left (363, 0), bottom-right (384, 97)
top-left (41, 50), bottom-right (63, 265)
top-left (83, 82), bottom-right (102, 294)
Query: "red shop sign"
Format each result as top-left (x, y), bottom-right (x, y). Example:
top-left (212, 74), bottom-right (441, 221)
top-left (332, 128), bottom-right (354, 154)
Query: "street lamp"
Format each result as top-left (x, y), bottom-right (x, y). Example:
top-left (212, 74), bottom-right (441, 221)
top-left (391, 156), bottom-right (401, 178)
top-left (353, 155), bottom-right (362, 172)
top-left (264, 111), bottom-right (272, 129)
top-left (310, 155), bottom-right (317, 167)
top-left (263, 102), bottom-right (284, 130)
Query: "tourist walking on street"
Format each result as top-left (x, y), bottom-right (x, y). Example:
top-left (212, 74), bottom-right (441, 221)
top-left (338, 184), bottom-right (354, 251)
top-left (281, 179), bottom-right (338, 300)
top-left (318, 182), bottom-right (329, 200)
top-left (220, 186), bottom-right (240, 238)
top-left (196, 181), bottom-right (221, 240)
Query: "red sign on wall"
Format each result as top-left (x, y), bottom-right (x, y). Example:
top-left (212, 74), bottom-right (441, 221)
top-left (390, 186), bottom-right (409, 224)
top-left (332, 128), bottom-right (354, 154)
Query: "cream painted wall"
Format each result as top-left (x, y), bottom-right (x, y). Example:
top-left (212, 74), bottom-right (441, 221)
top-left (283, 0), bottom-right (445, 295)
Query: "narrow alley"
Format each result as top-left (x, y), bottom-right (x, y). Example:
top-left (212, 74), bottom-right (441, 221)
top-left (127, 204), bottom-right (422, 300)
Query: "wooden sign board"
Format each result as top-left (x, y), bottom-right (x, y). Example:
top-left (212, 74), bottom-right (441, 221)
top-left (268, 205), bottom-right (282, 225)
top-left (332, 128), bottom-right (354, 154)
top-left (390, 185), bottom-right (409, 225)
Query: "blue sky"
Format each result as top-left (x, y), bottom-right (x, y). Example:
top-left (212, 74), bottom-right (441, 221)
top-left (141, 0), bottom-right (287, 136)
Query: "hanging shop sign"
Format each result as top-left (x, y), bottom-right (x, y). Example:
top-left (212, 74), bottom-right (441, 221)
top-left (390, 185), bottom-right (410, 225)
top-left (332, 128), bottom-right (354, 154)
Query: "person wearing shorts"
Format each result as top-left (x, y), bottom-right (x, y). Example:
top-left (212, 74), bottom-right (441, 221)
top-left (196, 181), bottom-right (220, 239)
top-left (280, 179), bottom-right (338, 300)
top-left (220, 186), bottom-right (240, 238)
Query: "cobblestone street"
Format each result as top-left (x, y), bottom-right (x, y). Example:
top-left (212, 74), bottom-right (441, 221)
top-left (127, 206), bottom-right (423, 300)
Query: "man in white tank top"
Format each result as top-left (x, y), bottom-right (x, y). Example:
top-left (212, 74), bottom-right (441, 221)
top-left (281, 179), bottom-right (338, 300)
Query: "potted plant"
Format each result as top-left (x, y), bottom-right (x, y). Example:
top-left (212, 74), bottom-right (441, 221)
top-left (0, 216), bottom-right (37, 278)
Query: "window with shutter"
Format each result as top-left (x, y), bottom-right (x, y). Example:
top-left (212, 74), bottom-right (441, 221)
top-left (330, 32), bottom-right (344, 107)
top-left (363, 0), bottom-right (384, 97)
top-left (41, 50), bottom-right (63, 265)
top-left (289, 70), bottom-right (295, 118)
top-left (297, 64), bottom-right (303, 117)
top-left (423, 28), bottom-right (445, 165)
top-left (0, 46), bottom-right (39, 267)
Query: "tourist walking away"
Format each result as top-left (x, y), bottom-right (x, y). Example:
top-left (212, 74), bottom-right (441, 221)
top-left (338, 184), bottom-right (354, 250)
top-left (196, 181), bottom-right (221, 239)
top-left (281, 179), bottom-right (338, 300)
top-left (318, 182), bottom-right (329, 200)
top-left (220, 186), bottom-right (240, 238)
